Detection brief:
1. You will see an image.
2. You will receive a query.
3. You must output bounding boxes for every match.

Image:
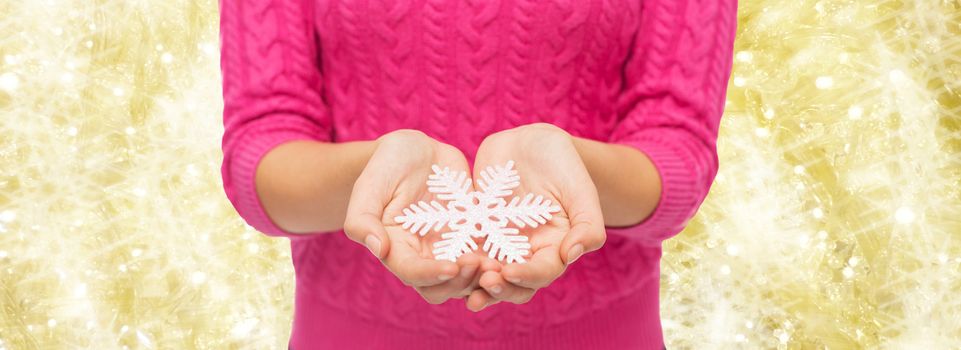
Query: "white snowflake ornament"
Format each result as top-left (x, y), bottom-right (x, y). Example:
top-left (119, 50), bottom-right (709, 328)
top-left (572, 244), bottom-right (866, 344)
top-left (394, 161), bottom-right (561, 263)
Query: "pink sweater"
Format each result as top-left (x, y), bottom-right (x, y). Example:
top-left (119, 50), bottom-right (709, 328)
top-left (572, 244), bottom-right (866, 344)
top-left (219, 0), bottom-right (736, 348)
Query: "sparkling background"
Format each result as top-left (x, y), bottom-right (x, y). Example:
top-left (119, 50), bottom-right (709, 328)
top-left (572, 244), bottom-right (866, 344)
top-left (1, 0), bottom-right (959, 349)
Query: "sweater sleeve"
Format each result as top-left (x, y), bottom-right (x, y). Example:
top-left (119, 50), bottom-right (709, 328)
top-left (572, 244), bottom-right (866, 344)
top-left (604, 0), bottom-right (737, 245)
top-left (219, 0), bottom-right (332, 239)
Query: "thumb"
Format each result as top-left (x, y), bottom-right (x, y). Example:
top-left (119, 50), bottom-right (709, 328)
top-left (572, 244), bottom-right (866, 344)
top-left (343, 171), bottom-right (392, 260)
top-left (559, 219), bottom-right (605, 265)
top-left (558, 189), bottom-right (606, 265)
top-left (344, 212), bottom-right (391, 260)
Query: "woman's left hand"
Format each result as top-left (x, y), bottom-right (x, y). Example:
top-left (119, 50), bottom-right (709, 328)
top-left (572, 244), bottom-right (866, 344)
top-left (465, 123), bottom-right (607, 311)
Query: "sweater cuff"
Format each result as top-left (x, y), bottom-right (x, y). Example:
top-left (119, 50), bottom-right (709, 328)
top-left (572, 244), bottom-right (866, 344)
top-left (224, 128), bottom-right (326, 240)
top-left (604, 136), bottom-right (706, 245)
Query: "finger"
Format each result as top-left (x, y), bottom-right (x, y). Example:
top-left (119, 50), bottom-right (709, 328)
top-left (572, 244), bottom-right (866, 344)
top-left (479, 270), bottom-right (535, 304)
top-left (343, 211), bottom-right (391, 260)
top-left (501, 244), bottom-right (565, 289)
top-left (558, 218), bottom-right (606, 265)
top-left (383, 233), bottom-right (458, 287)
top-left (343, 175), bottom-right (391, 260)
top-left (478, 255), bottom-right (503, 273)
top-left (415, 253), bottom-right (482, 303)
top-left (466, 289), bottom-right (499, 312)
top-left (558, 184), bottom-right (606, 265)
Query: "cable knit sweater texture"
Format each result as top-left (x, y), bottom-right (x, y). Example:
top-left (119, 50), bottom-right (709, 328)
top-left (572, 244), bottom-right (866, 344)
top-left (219, 0), bottom-right (736, 348)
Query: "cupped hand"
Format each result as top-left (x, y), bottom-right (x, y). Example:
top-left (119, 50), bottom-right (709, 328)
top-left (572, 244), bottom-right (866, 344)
top-left (465, 123), bottom-right (607, 311)
top-left (343, 129), bottom-right (484, 304)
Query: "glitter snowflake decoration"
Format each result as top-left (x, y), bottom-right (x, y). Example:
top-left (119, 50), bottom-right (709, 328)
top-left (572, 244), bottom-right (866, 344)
top-left (394, 161), bottom-right (561, 264)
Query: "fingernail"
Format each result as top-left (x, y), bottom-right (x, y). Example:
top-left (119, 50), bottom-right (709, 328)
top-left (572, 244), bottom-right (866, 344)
top-left (438, 274), bottom-right (454, 281)
top-left (364, 235), bottom-right (381, 258)
top-left (490, 285), bottom-right (503, 294)
top-left (460, 265), bottom-right (476, 278)
top-left (506, 277), bottom-right (521, 284)
top-left (567, 244), bottom-right (585, 264)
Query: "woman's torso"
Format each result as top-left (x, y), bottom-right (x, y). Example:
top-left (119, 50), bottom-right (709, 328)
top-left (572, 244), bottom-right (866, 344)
top-left (291, 0), bottom-right (665, 343)
top-left (313, 0), bottom-right (641, 158)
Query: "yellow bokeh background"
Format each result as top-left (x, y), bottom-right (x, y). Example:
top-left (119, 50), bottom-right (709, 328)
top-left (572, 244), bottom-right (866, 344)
top-left (1, 0), bottom-right (959, 349)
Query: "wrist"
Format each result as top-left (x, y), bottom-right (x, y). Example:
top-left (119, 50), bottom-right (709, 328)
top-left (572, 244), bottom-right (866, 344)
top-left (570, 136), bottom-right (662, 227)
top-left (496, 122), bottom-right (576, 155)
top-left (512, 122), bottom-right (572, 139)
top-left (375, 129), bottom-right (444, 159)
top-left (256, 139), bottom-right (379, 234)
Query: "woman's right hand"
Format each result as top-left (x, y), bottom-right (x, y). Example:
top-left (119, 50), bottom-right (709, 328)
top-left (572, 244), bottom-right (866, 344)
top-left (343, 129), bottom-right (484, 304)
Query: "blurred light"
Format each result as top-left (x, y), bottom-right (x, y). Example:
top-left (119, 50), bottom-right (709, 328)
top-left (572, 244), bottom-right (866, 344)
top-left (0, 1), bottom-right (958, 349)
top-left (848, 105), bottom-right (863, 120)
top-left (812, 208), bottom-right (824, 219)
top-left (895, 206), bottom-right (915, 224)
top-left (0, 73), bottom-right (19, 92)
top-left (815, 76), bottom-right (834, 89)
top-left (735, 51), bottom-right (753, 63)
top-left (191, 271), bottom-right (207, 285)
top-left (889, 69), bottom-right (906, 83)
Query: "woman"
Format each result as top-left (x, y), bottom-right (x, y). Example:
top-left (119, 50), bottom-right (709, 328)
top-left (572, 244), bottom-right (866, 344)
top-left (219, 0), bottom-right (737, 348)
